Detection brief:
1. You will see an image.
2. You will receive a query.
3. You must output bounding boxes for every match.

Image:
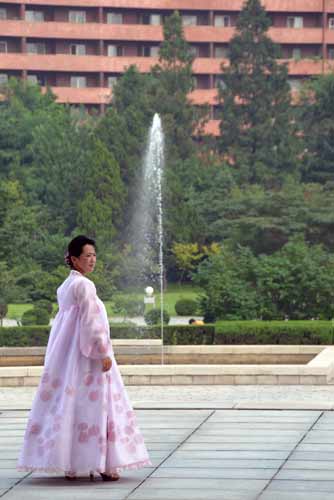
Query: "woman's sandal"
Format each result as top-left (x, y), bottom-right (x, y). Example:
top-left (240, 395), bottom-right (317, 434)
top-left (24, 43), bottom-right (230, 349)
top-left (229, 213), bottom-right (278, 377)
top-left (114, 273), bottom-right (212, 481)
top-left (100, 472), bottom-right (120, 482)
top-left (65, 474), bottom-right (77, 481)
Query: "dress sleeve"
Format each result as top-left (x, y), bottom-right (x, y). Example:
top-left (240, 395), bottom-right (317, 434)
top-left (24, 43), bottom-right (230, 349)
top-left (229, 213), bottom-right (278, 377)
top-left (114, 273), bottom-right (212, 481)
top-left (75, 278), bottom-right (113, 360)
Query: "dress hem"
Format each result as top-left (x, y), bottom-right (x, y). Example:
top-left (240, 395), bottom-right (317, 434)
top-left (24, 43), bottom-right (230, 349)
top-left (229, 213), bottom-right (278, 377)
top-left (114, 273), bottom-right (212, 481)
top-left (17, 459), bottom-right (152, 475)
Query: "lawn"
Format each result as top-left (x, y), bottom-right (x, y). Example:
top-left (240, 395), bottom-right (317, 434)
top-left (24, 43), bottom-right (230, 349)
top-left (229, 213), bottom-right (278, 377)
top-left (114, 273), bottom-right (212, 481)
top-left (106, 283), bottom-right (203, 316)
top-left (6, 284), bottom-right (203, 319)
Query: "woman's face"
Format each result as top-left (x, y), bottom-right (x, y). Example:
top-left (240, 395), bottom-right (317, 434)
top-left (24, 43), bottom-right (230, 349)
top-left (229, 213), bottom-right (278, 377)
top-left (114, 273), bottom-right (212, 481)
top-left (71, 244), bottom-right (96, 275)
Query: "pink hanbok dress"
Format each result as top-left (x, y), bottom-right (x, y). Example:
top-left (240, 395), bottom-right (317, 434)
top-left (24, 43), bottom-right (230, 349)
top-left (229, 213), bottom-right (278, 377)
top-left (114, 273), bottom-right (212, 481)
top-left (17, 270), bottom-right (151, 475)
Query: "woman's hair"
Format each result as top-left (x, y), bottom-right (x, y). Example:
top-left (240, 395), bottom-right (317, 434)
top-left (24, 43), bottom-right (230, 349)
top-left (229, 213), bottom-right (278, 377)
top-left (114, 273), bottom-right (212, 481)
top-left (65, 235), bottom-right (96, 269)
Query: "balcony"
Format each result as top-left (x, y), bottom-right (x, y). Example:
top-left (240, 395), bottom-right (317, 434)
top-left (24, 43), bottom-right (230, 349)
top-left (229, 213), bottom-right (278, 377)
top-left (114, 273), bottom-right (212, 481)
top-left (4, 0), bottom-right (325, 13)
top-left (0, 20), bottom-right (163, 41)
top-left (286, 58), bottom-right (323, 75)
top-left (269, 27), bottom-right (323, 45)
top-left (189, 88), bottom-right (218, 105)
top-left (48, 86), bottom-right (111, 104)
top-left (0, 20), bottom-right (325, 45)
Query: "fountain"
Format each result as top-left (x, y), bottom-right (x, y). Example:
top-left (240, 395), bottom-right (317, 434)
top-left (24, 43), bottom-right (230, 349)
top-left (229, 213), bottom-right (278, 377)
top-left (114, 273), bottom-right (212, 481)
top-left (131, 113), bottom-right (165, 363)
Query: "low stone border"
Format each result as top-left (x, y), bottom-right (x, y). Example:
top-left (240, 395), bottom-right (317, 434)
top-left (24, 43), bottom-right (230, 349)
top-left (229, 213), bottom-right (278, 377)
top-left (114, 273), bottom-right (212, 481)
top-left (0, 344), bottom-right (322, 366)
top-left (1, 346), bottom-right (334, 386)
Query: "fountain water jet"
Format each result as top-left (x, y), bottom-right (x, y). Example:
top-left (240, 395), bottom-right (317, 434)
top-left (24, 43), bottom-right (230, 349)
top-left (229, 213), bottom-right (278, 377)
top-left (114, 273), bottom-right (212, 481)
top-left (131, 113), bottom-right (165, 363)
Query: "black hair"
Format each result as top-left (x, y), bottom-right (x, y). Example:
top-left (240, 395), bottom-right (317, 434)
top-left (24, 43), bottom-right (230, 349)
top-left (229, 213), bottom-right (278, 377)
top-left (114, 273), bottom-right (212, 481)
top-left (65, 235), bottom-right (96, 269)
top-left (189, 318), bottom-right (196, 324)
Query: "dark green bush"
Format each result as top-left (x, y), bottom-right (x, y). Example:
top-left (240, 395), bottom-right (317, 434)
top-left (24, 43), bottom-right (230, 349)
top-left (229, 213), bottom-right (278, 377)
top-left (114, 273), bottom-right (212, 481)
top-left (214, 321), bottom-right (332, 345)
top-left (175, 298), bottom-right (198, 316)
top-left (144, 308), bottom-right (170, 326)
top-left (21, 309), bottom-right (36, 326)
top-left (163, 325), bottom-right (215, 345)
top-left (0, 326), bottom-right (50, 346)
top-left (21, 306), bottom-right (51, 326)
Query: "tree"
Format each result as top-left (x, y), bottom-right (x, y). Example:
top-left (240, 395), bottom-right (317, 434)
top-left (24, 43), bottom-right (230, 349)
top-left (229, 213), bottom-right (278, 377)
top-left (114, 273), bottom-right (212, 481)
top-left (217, 0), bottom-right (300, 184)
top-left (171, 243), bottom-right (204, 283)
top-left (300, 74), bottom-right (334, 184)
top-left (152, 11), bottom-right (208, 161)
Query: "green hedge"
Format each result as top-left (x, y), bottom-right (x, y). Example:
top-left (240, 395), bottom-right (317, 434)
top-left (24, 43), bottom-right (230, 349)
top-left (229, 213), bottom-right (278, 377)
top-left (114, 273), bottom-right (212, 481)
top-left (0, 326), bottom-right (50, 346)
top-left (0, 324), bottom-right (214, 346)
top-left (110, 324), bottom-right (214, 344)
top-left (1, 321), bottom-right (332, 347)
top-left (214, 321), bottom-right (333, 345)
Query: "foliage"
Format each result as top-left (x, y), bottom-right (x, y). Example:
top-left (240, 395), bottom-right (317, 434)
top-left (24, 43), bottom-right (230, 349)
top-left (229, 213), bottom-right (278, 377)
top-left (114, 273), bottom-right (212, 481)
top-left (0, 300), bottom-right (8, 326)
top-left (195, 240), bottom-right (334, 321)
top-left (113, 296), bottom-right (145, 317)
top-left (0, 326), bottom-right (50, 346)
top-left (299, 74), bottom-right (334, 184)
top-left (214, 321), bottom-right (332, 344)
top-left (217, 0), bottom-right (300, 184)
top-left (174, 298), bottom-right (198, 316)
top-left (171, 243), bottom-right (204, 283)
top-left (21, 303), bottom-right (51, 326)
top-left (144, 308), bottom-right (170, 325)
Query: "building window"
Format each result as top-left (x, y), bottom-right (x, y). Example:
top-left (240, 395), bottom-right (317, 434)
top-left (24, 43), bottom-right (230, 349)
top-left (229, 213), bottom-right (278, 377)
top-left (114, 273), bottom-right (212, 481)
top-left (292, 48), bottom-right (302, 60)
top-left (328, 48), bottom-right (334, 59)
top-left (287, 16), bottom-right (303, 28)
top-left (0, 41), bottom-right (7, 53)
top-left (329, 18), bottom-right (334, 29)
top-left (70, 44), bottom-right (86, 56)
top-left (107, 12), bottom-right (123, 24)
top-left (214, 46), bottom-right (229, 58)
top-left (27, 42), bottom-right (46, 54)
top-left (142, 12), bottom-right (161, 25)
top-left (107, 76), bottom-right (118, 88)
top-left (27, 75), bottom-right (38, 84)
top-left (25, 10), bottom-right (44, 22)
top-left (28, 73), bottom-right (46, 85)
top-left (70, 76), bottom-right (87, 88)
top-left (288, 78), bottom-right (302, 91)
top-left (0, 8), bottom-right (7, 20)
top-left (69, 11), bottom-right (86, 23)
top-left (150, 46), bottom-right (159, 57)
top-left (182, 15), bottom-right (197, 26)
top-left (139, 46), bottom-right (153, 57)
top-left (215, 76), bottom-right (227, 89)
top-left (107, 44), bottom-right (123, 56)
top-left (0, 73), bottom-right (8, 84)
top-left (190, 46), bottom-right (199, 57)
top-left (150, 14), bottom-right (161, 25)
top-left (214, 15), bottom-right (231, 27)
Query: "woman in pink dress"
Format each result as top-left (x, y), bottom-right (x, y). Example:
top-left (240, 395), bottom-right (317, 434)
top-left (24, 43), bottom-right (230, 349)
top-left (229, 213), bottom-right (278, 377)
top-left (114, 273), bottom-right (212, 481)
top-left (18, 235), bottom-right (151, 481)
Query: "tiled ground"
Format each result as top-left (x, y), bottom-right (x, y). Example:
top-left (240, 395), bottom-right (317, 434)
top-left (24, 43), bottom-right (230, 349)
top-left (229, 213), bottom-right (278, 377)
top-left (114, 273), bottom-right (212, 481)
top-left (2, 407), bottom-right (334, 499)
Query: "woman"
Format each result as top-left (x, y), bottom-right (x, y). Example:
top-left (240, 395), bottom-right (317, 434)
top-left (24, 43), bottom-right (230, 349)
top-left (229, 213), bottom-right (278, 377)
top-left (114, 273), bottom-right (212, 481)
top-left (17, 235), bottom-right (151, 481)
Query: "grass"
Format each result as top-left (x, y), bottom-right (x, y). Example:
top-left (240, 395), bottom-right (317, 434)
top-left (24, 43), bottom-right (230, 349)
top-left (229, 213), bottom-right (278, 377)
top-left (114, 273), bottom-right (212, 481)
top-left (6, 284), bottom-right (203, 319)
top-left (7, 304), bottom-right (33, 320)
top-left (106, 283), bottom-right (203, 316)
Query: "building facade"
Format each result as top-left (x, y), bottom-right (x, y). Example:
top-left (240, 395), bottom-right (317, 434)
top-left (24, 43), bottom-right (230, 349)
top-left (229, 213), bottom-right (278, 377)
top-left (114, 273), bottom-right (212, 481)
top-left (0, 0), bottom-right (334, 133)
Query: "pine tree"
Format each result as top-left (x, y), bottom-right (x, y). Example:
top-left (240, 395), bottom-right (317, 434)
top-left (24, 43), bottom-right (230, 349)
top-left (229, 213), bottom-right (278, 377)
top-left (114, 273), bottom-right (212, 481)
top-left (152, 11), bottom-right (208, 161)
top-left (217, 0), bottom-right (300, 184)
top-left (300, 74), bottom-right (334, 184)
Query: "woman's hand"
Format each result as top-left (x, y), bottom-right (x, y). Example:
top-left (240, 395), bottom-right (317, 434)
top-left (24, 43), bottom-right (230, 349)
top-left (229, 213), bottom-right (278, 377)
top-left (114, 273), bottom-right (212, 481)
top-left (102, 357), bottom-right (112, 372)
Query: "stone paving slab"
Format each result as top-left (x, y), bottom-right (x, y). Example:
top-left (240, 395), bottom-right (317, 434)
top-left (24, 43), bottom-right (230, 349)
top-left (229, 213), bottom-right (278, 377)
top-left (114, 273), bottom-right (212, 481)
top-left (3, 392), bottom-right (334, 499)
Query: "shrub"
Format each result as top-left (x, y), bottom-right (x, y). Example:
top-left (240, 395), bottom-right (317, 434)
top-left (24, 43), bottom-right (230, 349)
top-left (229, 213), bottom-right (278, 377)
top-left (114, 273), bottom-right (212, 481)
top-left (0, 326), bottom-right (50, 346)
top-left (21, 305), bottom-right (51, 326)
top-left (0, 300), bottom-right (8, 326)
top-left (144, 308), bottom-right (170, 326)
top-left (175, 298), bottom-right (198, 316)
top-left (21, 309), bottom-right (36, 326)
top-left (163, 325), bottom-right (215, 345)
top-left (214, 321), bottom-right (332, 345)
top-left (110, 324), bottom-right (214, 344)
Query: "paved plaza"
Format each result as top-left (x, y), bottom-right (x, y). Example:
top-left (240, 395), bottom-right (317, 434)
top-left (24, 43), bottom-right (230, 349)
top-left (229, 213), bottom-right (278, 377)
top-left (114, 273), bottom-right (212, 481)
top-left (2, 387), bottom-right (334, 499)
